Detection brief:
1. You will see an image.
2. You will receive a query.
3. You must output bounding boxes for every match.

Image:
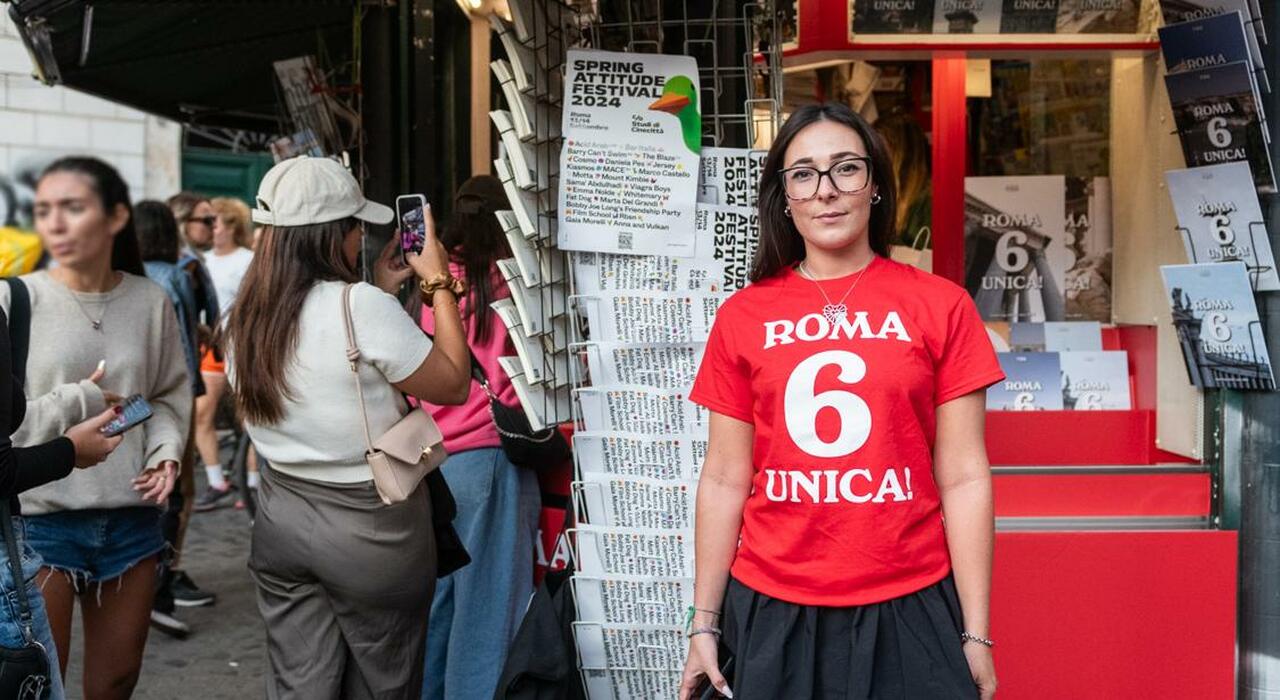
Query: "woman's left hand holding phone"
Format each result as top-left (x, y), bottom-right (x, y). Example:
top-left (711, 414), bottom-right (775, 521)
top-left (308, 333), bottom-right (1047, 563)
top-left (374, 233), bottom-right (416, 295)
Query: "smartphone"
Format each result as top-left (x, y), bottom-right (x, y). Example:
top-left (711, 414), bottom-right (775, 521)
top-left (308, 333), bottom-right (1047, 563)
top-left (395, 194), bottom-right (428, 263)
top-left (101, 395), bottom-right (154, 437)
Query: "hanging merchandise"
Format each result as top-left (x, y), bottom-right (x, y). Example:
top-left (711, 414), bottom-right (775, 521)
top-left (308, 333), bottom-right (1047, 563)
top-left (1159, 0), bottom-right (1266, 45)
top-left (1164, 162), bottom-right (1279, 291)
top-left (1161, 262), bottom-right (1275, 390)
top-left (1165, 61), bottom-right (1276, 192)
top-left (1159, 11), bottom-right (1267, 90)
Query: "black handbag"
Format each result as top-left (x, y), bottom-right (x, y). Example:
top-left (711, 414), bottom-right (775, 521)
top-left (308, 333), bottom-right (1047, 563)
top-left (470, 357), bottom-right (571, 473)
top-left (0, 502), bottom-right (51, 700)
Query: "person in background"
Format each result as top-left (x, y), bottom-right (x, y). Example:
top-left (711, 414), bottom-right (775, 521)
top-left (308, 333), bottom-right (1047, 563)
top-left (418, 175), bottom-right (541, 700)
top-left (135, 200), bottom-right (205, 639)
top-left (224, 155), bottom-right (471, 698)
top-left (192, 197), bottom-right (255, 512)
top-left (3, 157), bottom-right (190, 699)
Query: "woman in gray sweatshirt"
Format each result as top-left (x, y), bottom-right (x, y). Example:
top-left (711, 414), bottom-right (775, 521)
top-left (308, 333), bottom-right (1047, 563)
top-left (0, 157), bottom-right (191, 698)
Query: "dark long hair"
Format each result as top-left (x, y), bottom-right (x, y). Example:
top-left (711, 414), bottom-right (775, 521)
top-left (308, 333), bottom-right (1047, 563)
top-left (750, 103), bottom-right (898, 283)
top-left (134, 200), bottom-right (181, 263)
top-left (438, 175), bottom-right (510, 344)
top-left (39, 157), bottom-right (145, 276)
top-left (222, 218), bottom-right (359, 425)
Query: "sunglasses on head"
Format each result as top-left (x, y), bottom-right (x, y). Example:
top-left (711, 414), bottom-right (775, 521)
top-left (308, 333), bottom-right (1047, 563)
top-left (187, 215), bottom-right (216, 227)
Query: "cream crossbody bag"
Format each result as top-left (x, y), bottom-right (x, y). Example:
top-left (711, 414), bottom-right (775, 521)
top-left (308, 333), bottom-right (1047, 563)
top-left (341, 284), bottom-right (447, 504)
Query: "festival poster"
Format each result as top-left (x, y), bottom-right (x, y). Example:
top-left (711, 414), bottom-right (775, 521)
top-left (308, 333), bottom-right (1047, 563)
top-left (1164, 162), bottom-right (1279, 291)
top-left (570, 525), bottom-right (695, 578)
top-left (698, 147), bottom-right (766, 207)
top-left (574, 473), bottom-right (697, 530)
top-left (573, 623), bottom-right (685, 671)
top-left (1044, 321), bottom-right (1104, 351)
top-left (1159, 0), bottom-right (1265, 45)
top-left (851, 0), bottom-right (937, 34)
top-left (1056, 0), bottom-right (1140, 33)
top-left (1165, 62), bottom-right (1275, 192)
top-left (1000, 0), bottom-right (1060, 32)
top-left (579, 292), bottom-right (726, 344)
top-left (558, 50), bottom-right (702, 256)
top-left (1160, 262), bottom-right (1275, 390)
top-left (574, 432), bottom-right (708, 482)
top-left (583, 342), bottom-right (705, 390)
top-left (576, 387), bottom-right (709, 434)
top-left (1063, 176), bottom-right (1113, 321)
top-left (571, 576), bottom-right (694, 627)
top-left (988, 352), bottom-right (1066, 410)
top-left (963, 176), bottom-right (1069, 322)
top-left (580, 669), bottom-right (683, 700)
top-left (933, 0), bottom-right (1003, 34)
top-left (1059, 351), bottom-right (1132, 409)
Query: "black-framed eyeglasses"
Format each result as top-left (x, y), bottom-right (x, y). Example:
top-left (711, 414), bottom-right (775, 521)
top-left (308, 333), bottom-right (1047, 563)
top-left (778, 157), bottom-right (873, 200)
top-left (186, 215), bottom-right (216, 227)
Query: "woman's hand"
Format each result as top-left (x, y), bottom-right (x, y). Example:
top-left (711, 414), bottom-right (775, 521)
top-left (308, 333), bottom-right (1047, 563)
top-left (64, 408), bottom-right (124, 468)
top-left (404, 205), bottom-right (451, 281)
top-left (964, 642), bottom-right (997, 699)
top-left (87, 362), bottom-right (123, 405)
top-left (679, 633), bottom-right (732, 699)
top-left (372, 234), bottom-right (415, 294)
top-left (133, 460), bottom-right (177, 505)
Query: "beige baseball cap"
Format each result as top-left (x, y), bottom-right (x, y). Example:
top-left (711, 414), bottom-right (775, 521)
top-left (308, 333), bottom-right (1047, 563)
top-left (251, 155), bottom-right (394, 227)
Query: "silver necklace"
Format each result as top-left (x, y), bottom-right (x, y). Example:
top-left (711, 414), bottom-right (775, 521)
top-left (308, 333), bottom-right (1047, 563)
top-left (797, 258), bottom-right (874, 324)
top-left (63, 282), bottom-right (115, 332)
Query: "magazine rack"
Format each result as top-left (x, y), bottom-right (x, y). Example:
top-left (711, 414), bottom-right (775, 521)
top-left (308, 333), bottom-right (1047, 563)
top-left (1175, 222), bottom-right (1273, 289)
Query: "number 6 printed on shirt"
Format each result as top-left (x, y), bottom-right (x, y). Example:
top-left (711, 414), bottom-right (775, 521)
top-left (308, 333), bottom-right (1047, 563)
top-left (784, 350), bottom-right (872, 458)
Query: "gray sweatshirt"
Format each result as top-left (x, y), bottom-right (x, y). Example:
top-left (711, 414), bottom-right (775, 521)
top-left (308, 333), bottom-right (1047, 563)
top-left (0, 271), bottom-right (192, 514)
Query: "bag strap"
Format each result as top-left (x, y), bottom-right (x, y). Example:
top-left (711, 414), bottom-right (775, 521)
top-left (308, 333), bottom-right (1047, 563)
top-left (340, 284), bottom-right (377, 454)
top-left (3, 278), bottom-right (31, 385)
top-left (0, 501), bottom-right (36, 644)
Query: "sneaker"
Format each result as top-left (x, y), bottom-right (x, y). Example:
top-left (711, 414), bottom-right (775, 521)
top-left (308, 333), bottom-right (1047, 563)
top-left (171, 570), bottom-right (217, 608)
top-left (193, 484), bottom-right (237, 512)
top-left (150, 609), bottom-right (190, 639)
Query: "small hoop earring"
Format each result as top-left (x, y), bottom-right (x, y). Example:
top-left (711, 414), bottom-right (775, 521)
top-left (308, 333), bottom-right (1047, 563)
top-left (784, 206), bottom-right (792, 217)
top-left (870, 192), bottom-right (882, 205)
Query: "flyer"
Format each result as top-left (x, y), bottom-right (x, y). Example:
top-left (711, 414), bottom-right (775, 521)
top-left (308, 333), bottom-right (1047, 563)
top-left (492, 300), bottom-right (572, 386)
top-left (495, 155), bottom-right (557, 241)
top-left (1063, 176), bottom-right (1113, 321)
top-left (558, 50), bottom-right (702, 256)
top-left (573, 623), bottom-right (685, 671)
top-left (1165, 62), bottom-right (1275, 192)
top-left (1160, 262), bottom-right (1275, 390)
top-left (574, 473), bottom-right (697, 530)
top-left (579, 292), bottom-right (726, 344)
top-left (1044, 321), bottom-right (1103, 351)
top-left (571, 576), bottom-right (693, 627)
top-left (1000, 0), bottom-right (1060, 32)
top-left (964, 176), bottom-right (1070, 322)
top-left (580, 668), bottom-right (683, 700)
top-left (583, 342), bottom-right (705, 390)
top-left (988, 352), bottom-right (1066, 410)
top-left (698, 147), bottom-right (766, 207)
top-left (1164, 162), bottom-right (1279, 291)
top-left (497, 356), bottom-right (575, 429)
top-left (570, 525), bottom-right (695, 578)
top-left (576, 387), bottom-right (709, 434)
top-left (571, 251), bottom-right (722, 295)
top-left (933, 0), bottom-right (1002, 34)
top-left (1056, 0), bottom-right (1139, 33)
top-left (693, 204), bottom-right (760, 292)
top-left (1060, 351), bottom-right (1132, 409)
top-left (573, 432), bottom-right (708, 482)
top-left (500, 211), bottom-right (566, 287)
top-left (851, 0), bottom-right (936, 34)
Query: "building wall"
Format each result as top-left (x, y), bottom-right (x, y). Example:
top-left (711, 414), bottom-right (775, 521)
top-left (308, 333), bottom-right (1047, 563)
top-left (0, 12), bottom-right (181, 229)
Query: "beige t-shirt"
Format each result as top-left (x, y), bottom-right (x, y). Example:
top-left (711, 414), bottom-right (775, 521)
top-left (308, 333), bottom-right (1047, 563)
top-left (229, 281), bottom-right (432, 483)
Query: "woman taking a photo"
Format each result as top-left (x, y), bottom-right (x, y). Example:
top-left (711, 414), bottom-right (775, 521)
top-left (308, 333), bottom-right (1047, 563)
top-left (680, 103), bottom-right (1002, 700)
top-left (2, 157), bottom-right (190, 699)
top-left (224, 155), bottom-right (470, 699)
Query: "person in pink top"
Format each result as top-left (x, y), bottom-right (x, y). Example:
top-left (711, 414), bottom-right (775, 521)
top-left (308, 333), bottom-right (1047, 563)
top-left (416, 176), bottom-right (540, 700)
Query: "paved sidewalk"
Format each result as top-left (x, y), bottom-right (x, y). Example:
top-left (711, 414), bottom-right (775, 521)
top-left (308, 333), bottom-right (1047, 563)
top-left (62, 491), bottom-right (265, 699)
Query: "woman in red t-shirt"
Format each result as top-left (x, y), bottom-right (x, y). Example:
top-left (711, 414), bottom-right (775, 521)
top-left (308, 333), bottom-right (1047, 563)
top-left (680, 103), bottom-right (1004, 700)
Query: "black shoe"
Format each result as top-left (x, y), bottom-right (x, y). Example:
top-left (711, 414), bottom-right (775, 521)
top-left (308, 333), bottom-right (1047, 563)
top-left (193, 484), bottom-right (237, 512)
top-left (171, 570), bottom-right (217, 608)
top-left (150, 609), bottom-right (191, 639)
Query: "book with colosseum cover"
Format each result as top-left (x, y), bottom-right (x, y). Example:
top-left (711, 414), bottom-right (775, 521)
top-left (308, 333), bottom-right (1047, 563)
top-left (1166, 61), bottom-right (1275, 192)
top-left (1165, 162), bottom-right (1279, 291)
top-left (852, 0), bottom-right (937, 34)
top-left (1160, 262), bottom-right (1274, 390)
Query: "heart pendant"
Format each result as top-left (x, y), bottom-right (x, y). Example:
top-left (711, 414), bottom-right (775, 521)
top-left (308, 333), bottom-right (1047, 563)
top-left (823, 304), bottom-right (848, 323)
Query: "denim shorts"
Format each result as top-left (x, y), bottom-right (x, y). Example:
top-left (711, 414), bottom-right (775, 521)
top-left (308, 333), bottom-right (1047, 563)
top-left (23, 507), bottom-right (165, 591)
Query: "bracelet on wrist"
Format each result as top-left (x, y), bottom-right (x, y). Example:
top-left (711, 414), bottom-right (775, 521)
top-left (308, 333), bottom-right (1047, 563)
top-left (687, 626), bottom-right (722, 639)
top-left (960, 631), bottom-right (995, 648)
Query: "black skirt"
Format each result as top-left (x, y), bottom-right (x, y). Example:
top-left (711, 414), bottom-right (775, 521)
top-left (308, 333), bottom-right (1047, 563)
top-left (719, 575), bottom-right (978, 699)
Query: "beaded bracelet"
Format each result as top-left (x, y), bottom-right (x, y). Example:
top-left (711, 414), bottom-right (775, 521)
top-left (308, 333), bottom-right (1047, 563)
top-left (961, 632), bottom-right (995, 648)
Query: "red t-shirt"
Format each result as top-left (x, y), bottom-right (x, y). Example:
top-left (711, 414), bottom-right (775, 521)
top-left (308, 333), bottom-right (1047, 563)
top-left (688, 257), bottom-right (1003, 606)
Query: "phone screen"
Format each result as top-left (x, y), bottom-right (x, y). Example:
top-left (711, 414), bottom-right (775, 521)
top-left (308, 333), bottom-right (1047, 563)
top-left (396, 195), bottom-right (427, 261)
top-left (102, 395), bottom-right (154, 437)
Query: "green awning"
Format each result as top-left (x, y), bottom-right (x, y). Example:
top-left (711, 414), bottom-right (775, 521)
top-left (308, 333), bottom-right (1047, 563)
top-left (5, 0), bottom-right (356, 131)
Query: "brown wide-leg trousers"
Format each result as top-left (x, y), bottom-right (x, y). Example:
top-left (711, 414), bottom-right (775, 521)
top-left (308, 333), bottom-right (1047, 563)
top-left (249, 465), bottom-right (436, 700)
